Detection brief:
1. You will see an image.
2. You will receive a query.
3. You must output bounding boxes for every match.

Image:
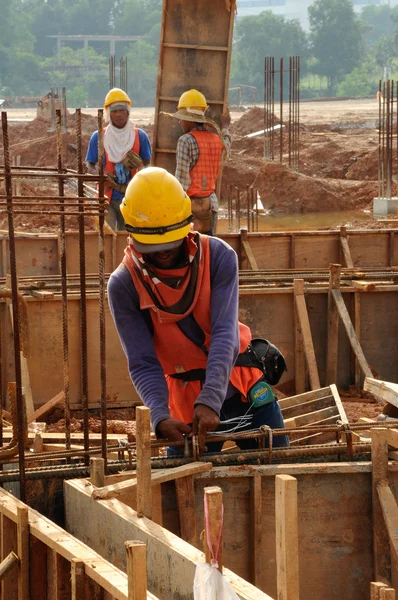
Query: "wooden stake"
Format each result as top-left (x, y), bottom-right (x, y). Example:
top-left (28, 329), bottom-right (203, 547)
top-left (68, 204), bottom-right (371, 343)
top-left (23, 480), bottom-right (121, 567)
top-left (372, 429), bottom-right (390, 584)
top-left (203, 486), bottom-right (223, 573)
top-left (136, 406), bottom-right (152, 519)
top-left (380, 589), bottom-right (396, 600)
top-left (126, 541), bottom-right (147, 600)
top-left (275, 474), bottom-right (299, 600)
top-left (71, 559), bottom-right (85, 600)
top-left (175, 475), bottom-right (197, 545)
top-left (370, 582), bottom-right (389, 600)
top-left (354, 292), bottom-right (361, 392)
top-left (1, 513), bottom-right (18, 598)
top-left (251, 473), bottom-right (263, 589)
top-left (90, 457), bottom-right (105, 488)
top-left (17, 506), bottom-right (29, 600)
top-left (326, 264), bottom-right (341, 385)
top-left (340, 226), bottom-right (354, 269)
top-left (294, 280), bottom-right (306, 395)
top-left (293, 279), bottom-right (320, 390)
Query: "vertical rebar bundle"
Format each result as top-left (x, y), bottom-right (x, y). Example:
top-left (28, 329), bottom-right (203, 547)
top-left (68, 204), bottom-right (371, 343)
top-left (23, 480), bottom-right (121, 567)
top-left (227, 186), bottom-right (259, 232)
top-left (378, 80), bottom-right (396, 200)
top-left (109, 55), bottom-right (116, 89)
top-left (109, 56), bottom-right (128, 94)
top-left (120, 57), bottom-right (128, 93)
top-left (264, 56), bottom-right (300, 171)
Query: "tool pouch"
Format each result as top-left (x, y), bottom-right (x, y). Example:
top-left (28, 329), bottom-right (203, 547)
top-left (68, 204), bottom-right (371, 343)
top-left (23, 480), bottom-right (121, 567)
top-left (235, 338), bottom-right (287, 386)
top-left (190, 196), bottom-right (213, 233)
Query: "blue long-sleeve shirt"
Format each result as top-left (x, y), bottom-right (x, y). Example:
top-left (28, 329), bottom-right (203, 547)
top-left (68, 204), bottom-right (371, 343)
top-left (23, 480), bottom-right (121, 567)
top-left (107, 237), bottom-right (241, 430)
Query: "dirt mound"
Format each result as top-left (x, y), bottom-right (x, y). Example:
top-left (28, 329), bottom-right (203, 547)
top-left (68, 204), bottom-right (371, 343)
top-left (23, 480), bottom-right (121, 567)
top-left (252, 162), bottom-right (377, 213)
top-left (231, 107), bottom-right (279, 137)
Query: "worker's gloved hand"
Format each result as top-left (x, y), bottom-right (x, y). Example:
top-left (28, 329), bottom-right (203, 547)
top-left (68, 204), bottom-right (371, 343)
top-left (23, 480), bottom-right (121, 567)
top-left (220, 110), bottom-right (231, 130)
top-left (156, 418), bottom-right (192, 442)
top-left (122, 150), bottom-right (143, 170)
top-left (192, 403), bottom-right (220, 455)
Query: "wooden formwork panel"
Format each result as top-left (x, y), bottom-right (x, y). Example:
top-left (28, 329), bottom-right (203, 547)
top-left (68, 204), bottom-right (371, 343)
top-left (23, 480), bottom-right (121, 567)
top-left (349, 232), bottom-right (391, 267)
top-left (66, 464), bottom-right (395, 600)
top-left (294, 234), bottom-right (340, 269)
top-left (152, 0), bottom-right (234, 173)
top-left (64, 232), bottom-right (115, 274)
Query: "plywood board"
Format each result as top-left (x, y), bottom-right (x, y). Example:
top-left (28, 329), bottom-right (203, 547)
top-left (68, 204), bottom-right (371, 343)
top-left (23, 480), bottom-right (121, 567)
top-left (152, 0), bottom-right (235, 174)
top-left (349, 233), bottom-right (389, 267)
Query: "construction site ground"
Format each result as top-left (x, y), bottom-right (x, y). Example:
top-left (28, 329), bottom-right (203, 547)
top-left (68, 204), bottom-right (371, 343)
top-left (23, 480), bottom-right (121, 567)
top-left (1, 97), bottom-right (395, 430)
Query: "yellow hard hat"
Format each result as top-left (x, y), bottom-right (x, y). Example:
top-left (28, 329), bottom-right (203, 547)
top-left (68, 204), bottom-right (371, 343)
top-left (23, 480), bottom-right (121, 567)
top-left (120, 168), bottom-right (193, 246)
top-left (104, 88), bottom-right (131, 109)
top-left (178, 89), bottom-right (208, 112)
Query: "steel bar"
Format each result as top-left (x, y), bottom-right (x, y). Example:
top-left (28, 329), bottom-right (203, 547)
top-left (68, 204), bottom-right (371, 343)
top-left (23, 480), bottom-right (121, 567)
top-left (76, 108), bottom-right (89, 463)
top-left (1, 111), bottom-right (26, 501)
top-left (280, 57), bottom-right (283, 163)
top-left (56, 109), bottom-right (71, 453)
top-left (97, 110), bottom-right (108, 468)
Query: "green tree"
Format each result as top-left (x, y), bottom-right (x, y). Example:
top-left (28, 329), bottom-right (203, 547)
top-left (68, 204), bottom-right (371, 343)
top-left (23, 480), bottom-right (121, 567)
top-left (308, 0), bottom-right (363, 95)
top-left (361, 5), bottom-right (395, 48)
top-left (336, 61), bottom-right (376, 97)
top-left (125, 39), bottom-right (158, 106)
top-left (231, 11), bottom-right (308, 93)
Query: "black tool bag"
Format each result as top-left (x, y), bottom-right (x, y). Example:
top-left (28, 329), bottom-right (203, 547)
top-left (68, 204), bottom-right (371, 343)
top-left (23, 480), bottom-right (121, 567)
top-left (235, 338), bottom-right (287, 386)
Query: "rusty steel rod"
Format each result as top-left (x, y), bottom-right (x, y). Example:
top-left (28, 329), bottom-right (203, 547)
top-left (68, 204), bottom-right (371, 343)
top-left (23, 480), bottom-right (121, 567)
top-left (97, 110), bottom-right (108, 469)
top-left (1, 111), bottom-right (26, 501)
top-left (56, 109), bottom-right (71, 452)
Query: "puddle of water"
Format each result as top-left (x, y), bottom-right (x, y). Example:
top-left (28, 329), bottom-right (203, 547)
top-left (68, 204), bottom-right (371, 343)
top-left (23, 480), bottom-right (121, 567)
top-left (217, 209), bottom-right (372, 232)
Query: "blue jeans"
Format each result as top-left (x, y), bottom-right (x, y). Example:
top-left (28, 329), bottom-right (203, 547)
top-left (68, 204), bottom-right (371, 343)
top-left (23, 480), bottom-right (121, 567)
top-left (106, 197), bottom-right (126, 231)
top-left (167, 392), bottom-right (289, 456)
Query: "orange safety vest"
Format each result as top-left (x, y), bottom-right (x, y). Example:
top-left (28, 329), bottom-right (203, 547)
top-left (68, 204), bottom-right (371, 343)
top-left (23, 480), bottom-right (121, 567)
top-left (187, 130), bottom-right (223, 198)
top-left (123, 234), bottom-right (262, 423)
top-left (103, 126), bottom-right (141, 202)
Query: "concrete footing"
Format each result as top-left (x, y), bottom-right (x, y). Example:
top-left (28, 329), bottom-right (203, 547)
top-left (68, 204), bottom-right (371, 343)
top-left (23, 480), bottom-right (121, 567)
top-left (373, 196), bottom-right (398, 217)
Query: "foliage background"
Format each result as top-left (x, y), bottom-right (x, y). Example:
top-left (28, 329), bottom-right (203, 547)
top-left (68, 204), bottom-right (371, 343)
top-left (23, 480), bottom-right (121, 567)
top-left (1, 0), bottom-right (398, 107)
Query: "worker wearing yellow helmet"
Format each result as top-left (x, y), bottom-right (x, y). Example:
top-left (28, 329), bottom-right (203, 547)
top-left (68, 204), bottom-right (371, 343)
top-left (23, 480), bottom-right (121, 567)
top-left (173, 89), bottom-right (231, 236)
top-left (108, 167), bottom-right (288, 454)
top-left (85, 88), bottom-right (152, 231)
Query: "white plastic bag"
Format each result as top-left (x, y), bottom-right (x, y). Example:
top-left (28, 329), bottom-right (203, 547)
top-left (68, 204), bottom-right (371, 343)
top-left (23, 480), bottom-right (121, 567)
top-left (193, 561), bottom-right (240, 600)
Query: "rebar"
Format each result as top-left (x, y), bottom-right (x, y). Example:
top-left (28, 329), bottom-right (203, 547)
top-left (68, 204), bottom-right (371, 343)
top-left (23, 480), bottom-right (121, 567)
top-left (76, 108), bottom-right (88, 461)
top-left (264, 56), bottom-right (300, 170)
top-left (1, 112), bottom-right (26, 501)
top-left (378, 79), bottom-right (397, 200)
top-left (97, 110), bottom-right (108, 468)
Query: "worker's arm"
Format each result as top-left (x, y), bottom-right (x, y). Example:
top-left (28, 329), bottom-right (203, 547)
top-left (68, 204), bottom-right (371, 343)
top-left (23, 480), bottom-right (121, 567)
top-left (85, 130), bottom-right (99, 171)
top-left (175, 134), bottom-right (194, 191)
top-left (137, 129), bottom-right (152, 167)
top-left (192, 238), bottom-right (240, 441)
top-left (107, 265), bottom-right (174, 432)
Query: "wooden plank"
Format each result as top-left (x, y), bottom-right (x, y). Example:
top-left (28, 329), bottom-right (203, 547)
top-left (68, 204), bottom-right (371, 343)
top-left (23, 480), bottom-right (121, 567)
top-left (71, 559), bottom-right (86, 600)
top-left (380, 589), bottom-right (396, 600)
top-left (125, 541), bottom-right (147, 600)
top-left (278, 387), bottom-right (332, 410)
top-left (364, 378), bottom-right (398, 408)
top-left (372, 429), bottom-right (391, 584)
top-left (29, 536), bottom-right (47, 600)
top-left (285, 405), bottom-right (338, 428)
top-left (90, 457), bottom-right (105, 488)
top-left (1, 513), bottom-right (18, 598)
top-left (354, 292), bottom-right (361, 392)
top-left (293, 279), bottom-right (320, 390)
top-left (92, 462), bottom-right (213, 500)
top-left (175, 475), bottom-right (197, 545)
top-left (0, 552), bottom-right (19, 581)
top-left (332, 288), bottom-right (373, 378)
top-left (251, 473), bottom-right (263, 589)
top-left (47, 550), bottom-right (71, 600)
top-left (17, 506), bottom-right (29, 600)
top-left (281, 395), bottom-right (335, 420)
top-left (377, 482), bottom-right (398, 560)
top-left (28, 391), bottom-right (64, 423)
top-left (241, 230), bottom-right (259, 271)
top-left (340, 227), bottom-right (354, 269)
top-left (275, 475), bottom-right (299, 600)
top-left (136, 407), bottom-right (152, 519)
top-left (330, 383), bottom-right (349, 423)
top-left (151, 485), bottom-right (163, 527)
top-left (30, 290), bottom-right (55, 300)
top-left (326, 264), bottom-right (341, 385)
top-left (294, 279), bottom-right (306, 395)
top-left (204, 486), bottom-right (223, 573)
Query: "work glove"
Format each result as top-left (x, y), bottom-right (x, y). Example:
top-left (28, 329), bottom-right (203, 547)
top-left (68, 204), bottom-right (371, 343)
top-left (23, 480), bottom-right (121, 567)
top-left (122, 150), bottom-right (143, 170)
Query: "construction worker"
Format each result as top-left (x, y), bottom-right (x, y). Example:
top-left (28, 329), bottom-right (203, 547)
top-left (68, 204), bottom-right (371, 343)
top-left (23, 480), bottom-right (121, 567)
top-left (85, 88), bottom-right (152, 231)
top-left (108, 167), bottom-right (288, 453)
top-left (173, 89), bottom-right (231, 236)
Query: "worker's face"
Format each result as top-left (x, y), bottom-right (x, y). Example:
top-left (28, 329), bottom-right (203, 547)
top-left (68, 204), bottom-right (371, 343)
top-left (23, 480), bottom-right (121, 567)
top-left (180, 119), bottom-right (194, 134)
top-left (110, 109), bottom-right (129, 129)
top-left (143, 245), bottom-right (184, 269)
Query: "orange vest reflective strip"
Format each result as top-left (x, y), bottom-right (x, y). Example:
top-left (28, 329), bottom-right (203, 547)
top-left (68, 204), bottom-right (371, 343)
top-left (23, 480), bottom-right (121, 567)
top-left (187, 130), bottom-right (222, 198)
top-left (103, 127), bottom-right (141, 201)
top-left (124, 234), bottom-right (262, 423)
